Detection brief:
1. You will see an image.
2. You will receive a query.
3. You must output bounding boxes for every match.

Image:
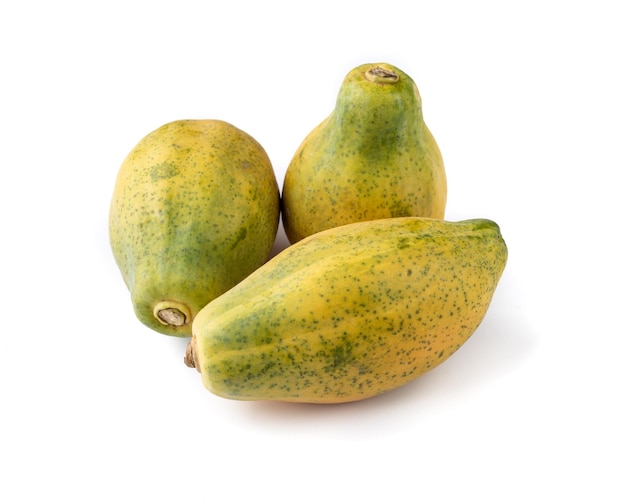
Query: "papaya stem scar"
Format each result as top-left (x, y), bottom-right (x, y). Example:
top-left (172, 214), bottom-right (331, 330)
top-left (365, 66), bottom-right (399, 84)
top-left (153, 301), bottom-right (191, 327)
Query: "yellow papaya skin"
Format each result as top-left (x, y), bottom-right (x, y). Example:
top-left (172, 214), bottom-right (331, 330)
top-left (282, 62), bottom-right (447, 244)
top-left (186, 217), bottom-right (507, 403)
top-left (109, 119), bottom-right (280, 336)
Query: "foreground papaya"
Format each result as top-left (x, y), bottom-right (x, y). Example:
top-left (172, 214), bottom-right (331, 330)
top-left (282, 62), bottom-right (447, 243)
top-left (185, 217), bottom-right (507, 403)
top-left (109, 119), bottom-right (280, 336)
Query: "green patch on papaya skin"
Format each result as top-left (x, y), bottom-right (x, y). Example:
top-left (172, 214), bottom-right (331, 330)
top-left (468, 219), bottom-right (500, 232)
top-left (318, 336), bottom-right (360, 376)
top-left (230, 227), bottom-right (248, 250)
top-left (397, 237), bottom-right (410, 249)
top-left (150, 162), bottom-right (180, 181)
top-left (389, 199), bottom-right (412, 217)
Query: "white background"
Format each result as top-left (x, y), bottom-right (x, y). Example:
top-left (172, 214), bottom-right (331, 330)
top-left (2, 1), bottom-right (624, 501)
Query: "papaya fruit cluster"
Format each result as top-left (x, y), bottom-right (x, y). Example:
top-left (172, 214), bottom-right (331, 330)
top-left (109, 62), bottom-right (507, 403)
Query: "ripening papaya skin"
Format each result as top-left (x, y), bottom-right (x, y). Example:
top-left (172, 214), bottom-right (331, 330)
top-left (109, 119), bottom-right (280, 336)
top-left (282, 62), bottom-right (447, 244)
top-left (185, 217), bottom-right (507, 403)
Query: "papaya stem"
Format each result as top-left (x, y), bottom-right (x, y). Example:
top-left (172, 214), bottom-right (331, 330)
top-left (184, 338), bottom-right (199, 371)
top-left (365, 66), bottom-right (399, 84)
top-left (157, 308), bottom-right (186, 325)
top-left (153, 300), bottom-right (191, 327)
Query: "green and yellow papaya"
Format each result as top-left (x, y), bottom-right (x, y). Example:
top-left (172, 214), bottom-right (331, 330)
top-left (186, 217), bottom-right (507, 403)
top-left (282, 62), bottom-right (447, 243)
top-left (109, 119), bottom-right (280, 336)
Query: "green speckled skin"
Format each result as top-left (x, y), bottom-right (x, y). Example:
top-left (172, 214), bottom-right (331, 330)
top-left (282, 63), bottom-right (447, 244)
top-left (189, 218), bottom-right (507, 403)
top-left (109, 120), bottom-right (280, 336)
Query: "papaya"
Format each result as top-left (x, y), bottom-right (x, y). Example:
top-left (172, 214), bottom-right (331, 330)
top-left (282, 62), bottom-right (447, 244)
top-left (185, 217), bottom-right (507, 403)
top-left (109, 119), bottom-right (280, 336)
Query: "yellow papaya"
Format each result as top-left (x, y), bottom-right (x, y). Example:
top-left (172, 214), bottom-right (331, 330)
top-left (282, 62), bottom-right (447, 243)
top-left (109, 119), bottom-right (280, 336)
top-left (185, 217), bottom-right (507, 403)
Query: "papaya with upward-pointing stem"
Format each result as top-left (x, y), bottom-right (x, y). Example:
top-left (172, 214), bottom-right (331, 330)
top-left (282, 62), bottom-right (447, 244)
